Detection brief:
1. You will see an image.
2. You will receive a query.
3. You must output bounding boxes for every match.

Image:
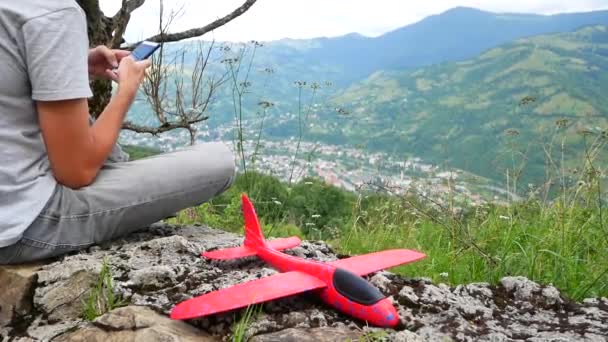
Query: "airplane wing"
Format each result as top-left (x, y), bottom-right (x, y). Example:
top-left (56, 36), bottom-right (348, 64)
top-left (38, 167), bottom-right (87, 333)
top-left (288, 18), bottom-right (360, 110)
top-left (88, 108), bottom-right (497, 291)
top-left (171, 270), bottom-right (326, 320)
top-left (330, 249), bottom-right (426, 276)
top-left (202, 237), bottom-right (301, 260)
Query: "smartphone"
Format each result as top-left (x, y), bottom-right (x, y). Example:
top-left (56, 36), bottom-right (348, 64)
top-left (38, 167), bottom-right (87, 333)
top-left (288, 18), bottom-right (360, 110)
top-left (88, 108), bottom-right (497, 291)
top-left (130, 41), bottom-right (161, 61)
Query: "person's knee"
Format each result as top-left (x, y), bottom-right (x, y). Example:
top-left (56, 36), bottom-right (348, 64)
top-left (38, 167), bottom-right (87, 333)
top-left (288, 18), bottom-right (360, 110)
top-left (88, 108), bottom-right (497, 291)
top-left (220, 154), bottom-right (236, 192)
top-left (179, 142), bottom-right (235, 194)
top-left (206, 142), bottom-right (236, 193)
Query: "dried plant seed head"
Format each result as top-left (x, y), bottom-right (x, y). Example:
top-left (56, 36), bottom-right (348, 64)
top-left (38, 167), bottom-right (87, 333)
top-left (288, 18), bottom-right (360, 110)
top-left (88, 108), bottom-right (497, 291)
top-left (505, 129), bottom-right (520, 136)
top-left (577, 128), bottom-right (595, 136)
top-left (555, 119), bottom-right (569, 128)
top-left (519, 95), bottom-right (537, 106)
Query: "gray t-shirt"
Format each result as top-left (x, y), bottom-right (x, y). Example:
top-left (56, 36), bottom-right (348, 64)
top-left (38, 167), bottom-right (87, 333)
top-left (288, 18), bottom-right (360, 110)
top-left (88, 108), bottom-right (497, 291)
top-left (0, 1), bottom-right (92, 247)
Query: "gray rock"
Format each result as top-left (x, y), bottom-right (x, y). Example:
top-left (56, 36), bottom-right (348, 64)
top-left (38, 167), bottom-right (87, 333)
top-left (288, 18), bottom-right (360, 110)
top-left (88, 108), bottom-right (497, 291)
top-left (250, 327), bottom-right (360, 342)
top-left (52, 305), bottom-right (216, 341)
top-left (2, 223), bottom-right (607, 341)
top-left (36, 268), bottom-right (99, 322)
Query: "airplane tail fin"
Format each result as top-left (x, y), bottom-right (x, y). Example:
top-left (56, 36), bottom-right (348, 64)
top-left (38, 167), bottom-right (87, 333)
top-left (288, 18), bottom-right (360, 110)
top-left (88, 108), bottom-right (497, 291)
top-left (202, 194), bottom-right (301, 260)
top-left (242, 194), bottom-right (266, 248)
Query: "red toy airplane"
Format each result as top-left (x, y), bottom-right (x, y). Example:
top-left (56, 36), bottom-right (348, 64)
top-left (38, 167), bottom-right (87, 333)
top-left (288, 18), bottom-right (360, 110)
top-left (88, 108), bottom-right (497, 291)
top-left (171, 194), bottom-right (426, 327)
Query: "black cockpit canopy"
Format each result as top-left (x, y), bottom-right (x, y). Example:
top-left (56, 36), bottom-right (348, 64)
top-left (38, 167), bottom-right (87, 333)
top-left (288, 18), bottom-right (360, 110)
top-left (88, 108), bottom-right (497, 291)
top-left (332, 268), bottom-right (385, 305)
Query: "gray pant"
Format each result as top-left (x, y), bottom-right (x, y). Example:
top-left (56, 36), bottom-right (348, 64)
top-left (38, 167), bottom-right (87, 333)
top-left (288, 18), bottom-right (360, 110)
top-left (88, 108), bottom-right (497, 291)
top-left (0, 142), bottom-right (235, 264)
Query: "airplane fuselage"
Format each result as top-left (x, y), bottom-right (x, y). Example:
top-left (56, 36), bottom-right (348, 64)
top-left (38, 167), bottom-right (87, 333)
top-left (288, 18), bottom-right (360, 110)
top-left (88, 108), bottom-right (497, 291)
top-left (256, 244), bottom-right (400, 327)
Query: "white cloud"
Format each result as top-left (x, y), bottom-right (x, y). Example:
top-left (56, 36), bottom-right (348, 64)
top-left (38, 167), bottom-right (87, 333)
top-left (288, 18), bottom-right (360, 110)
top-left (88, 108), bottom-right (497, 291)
top-left (100, 0), bottom-right (608, 42)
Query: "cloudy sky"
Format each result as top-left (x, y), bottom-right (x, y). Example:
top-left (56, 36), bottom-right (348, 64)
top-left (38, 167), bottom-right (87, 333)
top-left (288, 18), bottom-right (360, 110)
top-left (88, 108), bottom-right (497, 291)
top-left (101, 0), bottom-right (608, 42)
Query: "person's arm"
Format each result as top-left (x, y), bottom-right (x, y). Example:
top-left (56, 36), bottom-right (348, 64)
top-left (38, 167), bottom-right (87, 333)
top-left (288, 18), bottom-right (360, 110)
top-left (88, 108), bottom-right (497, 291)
top-left (37, 57), bottom-right (151, 189)
top-left (21, 7), bottom-right (140, 189)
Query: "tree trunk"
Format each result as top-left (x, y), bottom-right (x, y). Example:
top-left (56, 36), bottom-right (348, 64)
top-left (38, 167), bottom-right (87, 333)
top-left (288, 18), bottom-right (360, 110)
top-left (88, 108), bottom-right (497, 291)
top-left (76, 0), bottom-right (113, 118)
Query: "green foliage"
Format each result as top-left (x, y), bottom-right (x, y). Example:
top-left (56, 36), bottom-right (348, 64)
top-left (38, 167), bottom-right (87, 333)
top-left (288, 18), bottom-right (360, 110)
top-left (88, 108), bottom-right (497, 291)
top-left (288, 177), bottom-right (355, 239)
top-left (81, 259), bottom-right (126, 321)
top-left (263, 223), bottom-right (304, 239)
top-left (122, 144), bottom-right (162, 160)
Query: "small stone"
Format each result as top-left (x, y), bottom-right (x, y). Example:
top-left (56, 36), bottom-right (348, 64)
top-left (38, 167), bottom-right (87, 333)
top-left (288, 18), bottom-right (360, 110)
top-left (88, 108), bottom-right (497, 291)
top-left (500, 276), bottom-right (541, 301)
top-left (541, 285), bottom-right (563, 306)
top-left (419, 284), bottom-right (450, 306)
top-left (464, 283), bottom-right (493, 298)
top-left (127, 265), bottom-right (177, 291)
top-left (0, 263), bottom-right (44, 328)
top-left (398, 285), bottom-right (420, 306)
top-left (583, 298), bottom-right (599, 305)
top-left (284, 311), bottom-right (308, 326)
top-left (88, 246), bottom-right (101, 253)
top-left (370, 273), bottom-right (392, 293)
top-left (309, 310), bottom-right (327, 328)
top-left (391, 330), bottom-right (425, 342)
top-left (413, 277), bottom-right (433, 284)
top-left (245, 314), bottom-right (281, 339)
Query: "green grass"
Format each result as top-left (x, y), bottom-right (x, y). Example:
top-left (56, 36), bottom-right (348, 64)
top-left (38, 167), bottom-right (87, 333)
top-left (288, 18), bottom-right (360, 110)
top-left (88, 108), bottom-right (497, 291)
top-left (232, 305), bottom-right (262, 342)
top-left (81, 258), bottom-right (126, 321)
top-left (335, 195), bottom-right (608, 300)
top-left (168, 168), bottom-right (608, 300)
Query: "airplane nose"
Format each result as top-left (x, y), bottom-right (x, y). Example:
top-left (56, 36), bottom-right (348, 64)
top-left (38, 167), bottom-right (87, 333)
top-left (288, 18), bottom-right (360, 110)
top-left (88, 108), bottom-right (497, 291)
top-left (372, 298), bottom-right (399, 327)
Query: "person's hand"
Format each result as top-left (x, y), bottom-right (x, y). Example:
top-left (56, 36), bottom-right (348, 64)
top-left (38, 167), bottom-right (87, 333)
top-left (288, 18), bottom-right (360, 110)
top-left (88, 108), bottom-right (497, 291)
top-left (116, 56), bottom-right (152, 94)
top-left (88, 45), bottom-right (130, 82)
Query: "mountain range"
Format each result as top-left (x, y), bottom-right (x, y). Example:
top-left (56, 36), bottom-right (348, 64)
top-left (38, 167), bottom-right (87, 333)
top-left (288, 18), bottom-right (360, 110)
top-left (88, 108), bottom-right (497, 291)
top-left (250, 7), bottom-right (608, 84)
top-left (127, 7), bottom-right (608, 186)
top-left (324, 25), bottom-right (608, 183)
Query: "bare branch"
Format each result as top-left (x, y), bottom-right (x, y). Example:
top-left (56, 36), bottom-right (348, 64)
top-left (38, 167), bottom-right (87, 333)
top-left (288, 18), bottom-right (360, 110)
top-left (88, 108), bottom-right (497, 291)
top-left (122, 120), bottom-right (207, 135)
top-left (131, 39), bottom-right (230, 145)
top-left (135, 0), bottom-right (257, 45)
top-left (110, 0), bottom-right (146, 48)
top-left (121, 0), bottom-right (146, 16)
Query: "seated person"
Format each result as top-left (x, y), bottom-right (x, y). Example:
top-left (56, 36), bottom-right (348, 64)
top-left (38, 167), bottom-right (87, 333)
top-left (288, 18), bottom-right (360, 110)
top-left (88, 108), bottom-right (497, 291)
top-left (0, 1), bottom-right (235, 264)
